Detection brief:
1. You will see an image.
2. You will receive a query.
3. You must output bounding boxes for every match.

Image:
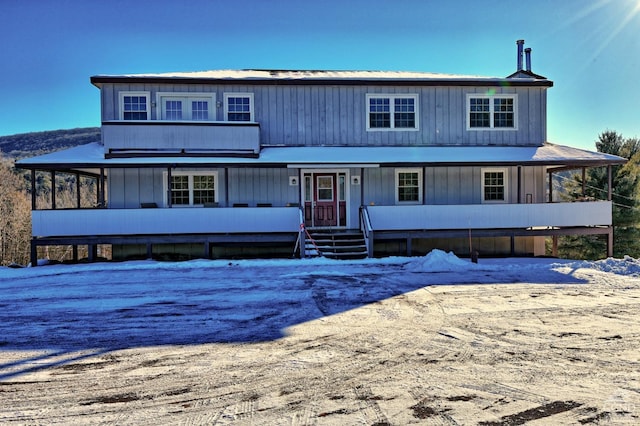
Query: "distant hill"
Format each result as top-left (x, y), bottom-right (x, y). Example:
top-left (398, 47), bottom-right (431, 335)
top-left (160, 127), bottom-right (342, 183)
top-left (0, 127), bottom-right (101, 159)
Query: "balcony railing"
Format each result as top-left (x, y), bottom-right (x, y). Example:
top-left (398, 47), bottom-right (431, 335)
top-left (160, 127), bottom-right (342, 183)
top-left (101, 121), bottom-right (260, 155)
top-left (365, 201), bottom-right (612, 231)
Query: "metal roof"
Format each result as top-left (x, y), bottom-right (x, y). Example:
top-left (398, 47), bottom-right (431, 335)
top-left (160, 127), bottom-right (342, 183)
top-left (90, 69), bottom-right (553, 88)
top-left (17, 142), bottom-right (625, 171)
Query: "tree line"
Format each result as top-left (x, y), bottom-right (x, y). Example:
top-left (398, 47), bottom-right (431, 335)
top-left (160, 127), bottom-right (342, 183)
top-left (0, 127), bottom-right (100, 159)
top-left (0, 127), bottom-right (102, 265)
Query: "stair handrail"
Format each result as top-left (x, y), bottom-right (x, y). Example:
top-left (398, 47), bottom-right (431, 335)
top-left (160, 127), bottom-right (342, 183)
top-left (301, 223), bottom-right (323, 257)
top-left (296, 208), bottom-right (305, 258)
top-left (359, 205), bottom-right (373, 258)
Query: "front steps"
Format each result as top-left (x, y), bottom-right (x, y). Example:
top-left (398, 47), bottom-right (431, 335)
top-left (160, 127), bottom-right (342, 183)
top-left (305, 229), bottom-right (368, 259)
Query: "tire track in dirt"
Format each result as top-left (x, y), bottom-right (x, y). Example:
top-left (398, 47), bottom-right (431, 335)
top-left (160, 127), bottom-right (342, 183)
top-left (353, 384), bottom-right (391, 425)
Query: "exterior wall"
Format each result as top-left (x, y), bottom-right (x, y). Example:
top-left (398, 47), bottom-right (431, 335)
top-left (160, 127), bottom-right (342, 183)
top-left (226, 168), bottom-right (299, 207)
top-left (99, 83), bottom-right (548, 149)
top-left (108, 166), bottom-right (364, 228)
top-left (108, 168), bottom-right (166, 208)
top-left (363, 166), bottom-right (547, 206)
top-left (108, 167), bottom-right (300, 209)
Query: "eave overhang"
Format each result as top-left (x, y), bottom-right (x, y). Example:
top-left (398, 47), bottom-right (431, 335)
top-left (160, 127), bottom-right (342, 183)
top-left (16, 142), bottom-right (626, 172)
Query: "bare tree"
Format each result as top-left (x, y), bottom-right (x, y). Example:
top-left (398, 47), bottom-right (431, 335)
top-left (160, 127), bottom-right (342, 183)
top-left (0, 158), bottom-right (31, 265)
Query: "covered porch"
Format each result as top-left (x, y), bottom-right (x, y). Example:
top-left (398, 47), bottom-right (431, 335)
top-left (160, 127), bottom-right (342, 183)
top-left (17, 142), bottom-right (626, 264)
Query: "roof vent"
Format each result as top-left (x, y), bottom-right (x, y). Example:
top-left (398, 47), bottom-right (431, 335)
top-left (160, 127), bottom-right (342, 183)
top-left (525, 48), bottom-right (532, 72)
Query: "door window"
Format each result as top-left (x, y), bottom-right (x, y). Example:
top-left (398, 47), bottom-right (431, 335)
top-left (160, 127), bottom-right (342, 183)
top-left (317, 176), bottom-right (334, 201)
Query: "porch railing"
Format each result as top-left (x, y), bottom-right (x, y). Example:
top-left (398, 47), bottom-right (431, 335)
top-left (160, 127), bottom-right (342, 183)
top-left (32, 207), bottom-right (300, 238)
top-left (365, 201), bottom-right (612, 231)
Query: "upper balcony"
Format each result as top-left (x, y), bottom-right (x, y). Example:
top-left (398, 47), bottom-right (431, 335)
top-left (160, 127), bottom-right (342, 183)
top-left (101, 121), bottom-right (260, 157)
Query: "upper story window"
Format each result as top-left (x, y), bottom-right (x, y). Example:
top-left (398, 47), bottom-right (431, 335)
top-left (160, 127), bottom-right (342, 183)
top-left (395, 168), bottom-right (423, 204)
top-left (366, 94), bottom-right (419, 131)
top-left (157, 93), bottom-right (215, 121)
top-left (119, 92), bottom-right (150, 120)
top-left (164, 171), bottom-right (218, 207)
top-left (467, 94), bottom-right (517, 130)
top-left (482, 168), bottom-right (508, 203)
top-left (224, 93), bottom-right (254, 121)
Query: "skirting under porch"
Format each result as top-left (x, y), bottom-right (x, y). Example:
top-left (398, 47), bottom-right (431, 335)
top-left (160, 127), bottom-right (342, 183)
top-left (366, 226), bottom-right (614, 258)
top-left (30, 232), bottom-right (300, 264)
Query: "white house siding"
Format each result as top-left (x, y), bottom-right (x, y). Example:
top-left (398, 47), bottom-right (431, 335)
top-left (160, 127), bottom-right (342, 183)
top-left (100, 83), bottom-right (548, 149)
top-left (108, 167), bottom-right (301, 209)
top-left (363, 168), bottom-right (396, 206)
top-left (364, 166), bottom-right (546, 206)
top-left (108, 168), bottom-right (166, 208)
top-left (226, 168), bottom-right (299, 207)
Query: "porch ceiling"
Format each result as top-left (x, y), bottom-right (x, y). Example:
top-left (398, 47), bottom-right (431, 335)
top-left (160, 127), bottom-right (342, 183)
top-left (16, 141), bottom-right (626, 171)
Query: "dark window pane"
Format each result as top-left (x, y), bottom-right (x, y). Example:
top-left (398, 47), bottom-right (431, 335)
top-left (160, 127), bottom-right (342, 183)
top-left (227, 97), bottom-right (251, 121)
top-left (469, 98), bottom-right (490, 127)
top-left (394, 98), bottom-right (415, 128)
top-left (171, 175), bottom-right (189, 205)
top-left (484, 172), bottom-right (505, 201)
top-left (398, 172), bottom-right (419, 202)
top-left (369, 98), bottom-right (391, 128)
top-left (493, 98), bottom-right (514, 127)
top-left (123, 96), bottom-right (147, 120)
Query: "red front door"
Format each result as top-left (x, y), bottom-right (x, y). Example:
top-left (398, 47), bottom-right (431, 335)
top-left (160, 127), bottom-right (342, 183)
top-left (304, 173), bottom-right (338, 227)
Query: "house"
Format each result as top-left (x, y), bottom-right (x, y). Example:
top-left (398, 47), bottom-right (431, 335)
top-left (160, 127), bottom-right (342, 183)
top-left (18, 40), bottom-right (626, 265)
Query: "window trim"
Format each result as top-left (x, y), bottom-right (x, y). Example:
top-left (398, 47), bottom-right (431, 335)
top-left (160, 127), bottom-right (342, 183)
top-left (162, 171), bottom-right (218, 207)
top-left (224, 92), bottom-right (255, 122)
top-left (481, 167), bottom-right (509, 204)
top-left (156, 92), bottom-right (216, 121)
top-left (366, 94), bottom-right (420, 131)
top-left (395, 168), bottom-right (423, 205)
top-left (466, 94), bottom-right (518, 130)
top-left (119, 91), bottom-right (150, 121)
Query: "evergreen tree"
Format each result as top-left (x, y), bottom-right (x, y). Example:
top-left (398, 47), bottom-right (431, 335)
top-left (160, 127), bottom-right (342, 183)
top-left (558, 131), bottom-right (640, 259)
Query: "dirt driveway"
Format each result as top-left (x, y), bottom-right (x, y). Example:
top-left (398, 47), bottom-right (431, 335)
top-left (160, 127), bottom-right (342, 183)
top-left (0, 261), bottom-right (639, 424)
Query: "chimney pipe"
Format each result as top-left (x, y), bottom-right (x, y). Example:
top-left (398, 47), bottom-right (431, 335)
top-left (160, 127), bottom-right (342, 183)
top-left (516, 39), bottom-right (525, 71)
top-left (525, 48), bottom-right (532, 72)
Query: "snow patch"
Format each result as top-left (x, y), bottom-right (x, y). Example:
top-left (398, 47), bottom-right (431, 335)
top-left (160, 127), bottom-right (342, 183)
top-left (405, 249), bottom-right (477, 272)
top-left (571, 256), bottom-right (640, 277)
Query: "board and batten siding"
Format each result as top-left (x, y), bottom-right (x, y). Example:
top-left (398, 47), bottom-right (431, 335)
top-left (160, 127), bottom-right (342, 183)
top-left (226, 168), bottom-right (299, 207)
top-left (108, 167), bottom-right (300, 209)
top-left (363, 166), bottom-right (546, 206)
top-left (101, 82), bottom-right (548, 149)
top-left (108, 168), bottom-right (165, 208)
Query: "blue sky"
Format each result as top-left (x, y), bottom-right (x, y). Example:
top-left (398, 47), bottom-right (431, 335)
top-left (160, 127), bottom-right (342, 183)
top-left (1, 0), bottom-right (639, 150)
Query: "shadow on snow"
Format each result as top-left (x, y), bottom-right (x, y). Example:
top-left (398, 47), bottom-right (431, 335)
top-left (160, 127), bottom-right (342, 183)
top-left (0, 259), bottom-right (587, 379)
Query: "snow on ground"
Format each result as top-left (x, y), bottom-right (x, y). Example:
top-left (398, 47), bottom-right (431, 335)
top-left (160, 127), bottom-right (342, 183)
top-left (1, 250), bottom-right (640, 424)
top-left (5, 248), bottom-right (639, 281)
top-left (0, 250), bottom-right (636, 352)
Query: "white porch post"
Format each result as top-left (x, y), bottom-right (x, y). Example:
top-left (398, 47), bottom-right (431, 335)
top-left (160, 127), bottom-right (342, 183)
top-left (167, 167), bottom-right (172, 208)
top-left (607, 165), bottom-right (613, 257)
